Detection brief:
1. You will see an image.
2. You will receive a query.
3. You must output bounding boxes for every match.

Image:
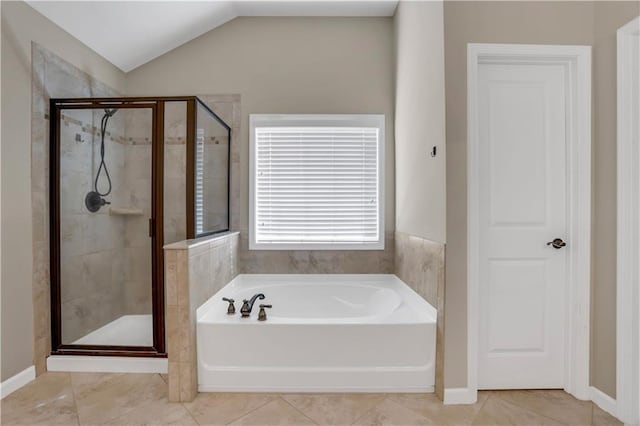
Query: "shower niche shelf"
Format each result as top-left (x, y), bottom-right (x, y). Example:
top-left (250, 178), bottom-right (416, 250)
top-left (109, 207), bottom-right (144, 216)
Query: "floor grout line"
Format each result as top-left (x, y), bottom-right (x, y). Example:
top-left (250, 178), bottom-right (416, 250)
top-left (220, 394), bottom-right (280, 425)
top-left (280, 395), bottom-right (321, 425)
top-left (180, 400), bottom-right (201, 426)
top-left (487, 391), bottom-right (584, 426)
top-left (349, 394), bottom-right (436, 426)
top-left (67, 372), bottom-right (82, 426)
top-left (349, 395), bottom-right (387, 426)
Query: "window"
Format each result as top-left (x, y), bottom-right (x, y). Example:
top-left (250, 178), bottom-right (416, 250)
top-left (250, 114), bottom-right (385, 250)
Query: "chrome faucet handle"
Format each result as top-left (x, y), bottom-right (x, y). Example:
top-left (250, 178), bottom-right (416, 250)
top-left (222, 297), bottom-right (235, 315)
top-left (258, 304), bottom-right (272, 321)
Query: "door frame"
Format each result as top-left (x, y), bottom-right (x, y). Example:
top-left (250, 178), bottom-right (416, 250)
top-left (466, 43), bottom-right (592, 402)
top-left (616, 16), bottom-right (640, 425)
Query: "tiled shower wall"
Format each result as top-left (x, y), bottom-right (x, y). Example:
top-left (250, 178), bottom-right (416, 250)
top-left (58, 109), bottom-right (128, 342)
top-left (199, 112), bottom-right (231, 232)
top-left (198, 95), bottom-right (241, 233)
top-left (162, 95), bottom-right (241, 245)
top-left (164, 102), bottom-right (187, 245)
top-left (54, 90), bottom-right (155, 343)
top-left (122, 109), bottom-right (153, 315)
top-left (31, 43), bottom-right (122, 372)
top-left (31, 44), bottom-right (159, 364)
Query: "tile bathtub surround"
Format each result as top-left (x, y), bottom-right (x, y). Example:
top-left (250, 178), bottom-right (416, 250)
top-left (239, 231), bottom-right (395, 274)
top-left (164, 232), bottom-right (240, 402)
top-left (394, 231), bottom-right (446, 400)
top-left (394, 232), bottom-right (444, 307)
top-left (31, 43), bottom-right (122, 372)
top-left (1, 371), bottom-right (622, 426)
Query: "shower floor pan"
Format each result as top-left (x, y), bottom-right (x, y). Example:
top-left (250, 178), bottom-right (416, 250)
top-left (72, 314), bottom-right (153, 346)
top-left (47, 314), bottom-right (166, 374)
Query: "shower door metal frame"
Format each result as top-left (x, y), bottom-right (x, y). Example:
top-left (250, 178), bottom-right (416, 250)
top-left (50, 97), bottom-right (169, 357)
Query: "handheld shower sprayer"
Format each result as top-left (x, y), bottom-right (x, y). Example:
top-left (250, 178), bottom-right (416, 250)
top-left (85, 107), bottom-right (118, 212)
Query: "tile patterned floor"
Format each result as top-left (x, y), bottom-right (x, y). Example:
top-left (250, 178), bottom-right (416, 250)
top-left (0, 372), bottom-right (622, 426)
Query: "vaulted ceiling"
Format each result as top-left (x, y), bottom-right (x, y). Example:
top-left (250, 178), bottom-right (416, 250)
top-left (27, 1), bottom-right (398, 72)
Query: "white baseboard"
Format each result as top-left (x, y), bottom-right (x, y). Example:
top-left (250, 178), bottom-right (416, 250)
top-left (1, 366), bottom-right (36, 399)
top-left (444, 387), bottom-right (478, 405)
top-left (47, 355), bottom-right (168, 374)
top-left (590, 386), bottom-right (618, 420)
top-left (199, 385), bottom-right (434, 393)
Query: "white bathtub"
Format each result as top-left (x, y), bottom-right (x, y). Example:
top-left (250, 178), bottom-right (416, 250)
top-left (196, 274), bottom-right (437, 393)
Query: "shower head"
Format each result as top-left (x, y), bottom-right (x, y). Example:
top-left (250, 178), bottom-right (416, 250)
top-left (104, 108), bottom-right (118, 117)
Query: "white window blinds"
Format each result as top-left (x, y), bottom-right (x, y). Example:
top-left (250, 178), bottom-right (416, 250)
top-left (195, 128), bottom-right (205, 235)
top-left (250, 115), bottom-right (384, 250)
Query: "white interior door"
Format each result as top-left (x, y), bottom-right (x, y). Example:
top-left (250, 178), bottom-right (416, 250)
top-left (477, 61), bottom-right (568, 389)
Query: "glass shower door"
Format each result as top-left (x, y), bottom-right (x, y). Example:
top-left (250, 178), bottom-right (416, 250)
top-left (56, 105), bottom-right (155, 348)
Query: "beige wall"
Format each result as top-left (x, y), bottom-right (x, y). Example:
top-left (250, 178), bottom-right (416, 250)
top-left (443, 1), bottom-right (639, 397)
top-left (393, 0), bottom-right (447, 399)
top-left (126, 17), bottom-right (395, 235)
top-left (0, 1), bottom-right (125, 381)
top-left (393, 0), bottom-right (446, 243)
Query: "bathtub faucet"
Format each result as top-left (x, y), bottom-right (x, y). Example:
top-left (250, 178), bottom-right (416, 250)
top-left (241, 293), bottom-right (265, 317)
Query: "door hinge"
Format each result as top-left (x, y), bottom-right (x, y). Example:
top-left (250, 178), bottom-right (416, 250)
top-left (148, 218), bottom-right (155, 238)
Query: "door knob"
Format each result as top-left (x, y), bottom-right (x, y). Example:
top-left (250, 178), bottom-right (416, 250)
top-left (546, 238), bottom-right (567, 249)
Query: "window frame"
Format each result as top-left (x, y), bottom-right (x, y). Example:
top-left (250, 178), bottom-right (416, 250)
top-left (249, 114), bottom-right (385, 251)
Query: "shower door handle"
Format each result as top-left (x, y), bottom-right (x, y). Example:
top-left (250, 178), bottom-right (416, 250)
top-left (148, 218), bottom-right (155, 238)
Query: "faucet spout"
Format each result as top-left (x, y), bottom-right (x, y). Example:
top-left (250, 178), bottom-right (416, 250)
top-left (240, 293), bottom-right (265, 317)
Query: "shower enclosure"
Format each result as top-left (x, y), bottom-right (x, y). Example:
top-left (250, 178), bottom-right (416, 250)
top-left (49, 97), bottom-right (230, 357)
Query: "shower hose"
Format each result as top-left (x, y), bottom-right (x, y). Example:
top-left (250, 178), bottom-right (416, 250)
top-left (94, 110), bottom-right (113, 197)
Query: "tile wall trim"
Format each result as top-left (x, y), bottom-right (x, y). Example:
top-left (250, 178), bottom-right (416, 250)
top-left (164, 232), bottom-right (240, 402)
